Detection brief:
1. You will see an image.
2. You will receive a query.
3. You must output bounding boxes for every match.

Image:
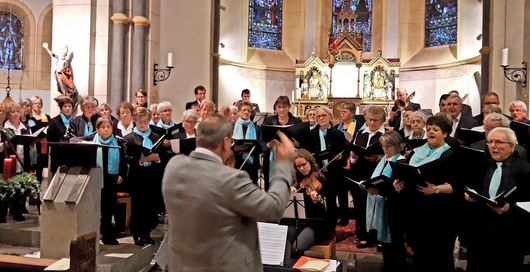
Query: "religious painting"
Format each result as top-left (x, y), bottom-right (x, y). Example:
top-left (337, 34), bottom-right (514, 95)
top-left (360, 50), bottom-right (399, 102)
top-left (425, 0), bottom-right (458, 47)
top-left (0, 10), bottom-right (23, 70)
top-left (248, 0), bottom-right (283, 50)
top-left (332, 0), bottom-right (372, 52)
top-left (297, 67), bottom-right (329, 101)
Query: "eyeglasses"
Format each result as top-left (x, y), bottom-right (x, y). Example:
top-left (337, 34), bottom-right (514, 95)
top-left (295, 161), bottom-right (309, 169)
top-left (487, 140), bottom-right (511, 146)
top-left (510, 108), bottom-right (524, 113)
top-left (317, 114), bottom-right (329, 119)
top-left (484, 102), bottom-right (499, 105)
top-left (183, 120), bottom-right (196, 125)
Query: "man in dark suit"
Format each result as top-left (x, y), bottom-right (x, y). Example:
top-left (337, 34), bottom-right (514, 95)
top-left (473, 92), bottom-right (500, 125)
top-left (463, 127), bottom-right (530, 272)
top-left (449, 90), bottom-right (472, 118)
top-left (162, 114), bottom-right (295, 271)
top-left (185, 85), bottom-right (206, 110)
top-left (388, 88), bottom-right (421, 131)
top-left (446, 94), bottom-right (479, 139)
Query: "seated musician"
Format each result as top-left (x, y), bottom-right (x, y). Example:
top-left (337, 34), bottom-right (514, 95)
top-left (360, 131), bottom-right (408, 270)
top-left (92, 117), bottom-right (127, 245)
top-left (233, 101), bottom-right (260, 183)
top-left (463, 127), bottom-right (530, 272)
top-left (71, 96), bottom-right (100, 137)
top-left (470, 113), bottom-right (527, 161)
top-left (286, 148), bottom-right (333, 258)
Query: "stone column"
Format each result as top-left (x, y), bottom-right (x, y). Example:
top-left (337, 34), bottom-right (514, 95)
top-left (132, 0), bottom-right (150, 96)
top-left (110, 0), bottom-right (131, 111)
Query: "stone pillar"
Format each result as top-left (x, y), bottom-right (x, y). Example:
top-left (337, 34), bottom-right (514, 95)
top-left (110, 0), bottom-right (130, 112)
top-left (132, 0), bottom-right (150, 96)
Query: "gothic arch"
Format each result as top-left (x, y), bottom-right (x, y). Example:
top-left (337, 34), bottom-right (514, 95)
top-left (36, 4), bottom-right (52, 89)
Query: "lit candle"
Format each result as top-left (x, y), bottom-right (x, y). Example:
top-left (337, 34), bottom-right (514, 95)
top-left (168, 52), bottom-right (173, 67)
top-left (502, 48), bottom-right (509, 66)
top-left (3, 159), bottom-right (13, 181)
top-left (332, 40), bottom-right (338, 50)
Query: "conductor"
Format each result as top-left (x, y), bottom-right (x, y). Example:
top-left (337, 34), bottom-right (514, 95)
top-left (162, 114), bottom-right (296, 272)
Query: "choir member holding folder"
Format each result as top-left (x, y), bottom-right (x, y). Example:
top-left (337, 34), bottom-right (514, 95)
top-left (308, 106), bottom-right (347, 229)
top-left (47, 98), bottom-right (75, 175)
top-left (71, 96), bottom-right (100, 137)
top-left (232, 101), bottom-right (261, 183)
top-left (349, 105), bottom-right (386, 238)
top-left (392, 115), bottom-right (460, 272)
top-left (125, 107), bottom-right (164, 246)
top-left (29, 96), bottom-right (50, 183)
top-left (463, 127), bottom-right (530, 272)
top-left (359, 131), bottom-right (408, 271)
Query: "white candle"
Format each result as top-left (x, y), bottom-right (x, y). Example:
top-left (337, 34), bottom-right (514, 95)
top-left (168, 52), bottom-right (173, 67)
top-left (501, 48), bottom-right (508, 66)
top-left (292, 90), bottom-right (295, 102)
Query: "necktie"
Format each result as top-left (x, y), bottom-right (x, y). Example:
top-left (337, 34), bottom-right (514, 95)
top-left (489, 162), bottom-right (503, 198)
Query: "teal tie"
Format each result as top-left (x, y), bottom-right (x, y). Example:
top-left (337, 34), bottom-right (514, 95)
top-left (489, 162), bottom-right (503, 198)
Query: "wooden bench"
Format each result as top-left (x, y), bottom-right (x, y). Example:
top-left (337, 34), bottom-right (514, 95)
top-left (307, 236), bottom-right (336, 259)
top-left (0, 255), bottom-right (59, 272)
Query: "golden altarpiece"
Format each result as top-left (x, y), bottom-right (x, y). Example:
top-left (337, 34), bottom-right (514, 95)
top-left (293, 1), bottom-right (400, 123)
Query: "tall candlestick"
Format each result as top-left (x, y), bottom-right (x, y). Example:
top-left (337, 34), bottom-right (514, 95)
top-left (168, 52), bottom-right (173, 67)
top-left (502, 48), bottom-right (509, 66)
top-left (3, 159), bottom-right (13, 181)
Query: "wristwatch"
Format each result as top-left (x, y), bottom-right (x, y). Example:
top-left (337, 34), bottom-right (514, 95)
top-left (435, 185), bottom-right (440, 194)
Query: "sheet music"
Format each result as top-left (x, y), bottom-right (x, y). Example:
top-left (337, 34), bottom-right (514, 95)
top-left (516, 201), bottom-right (530, 214)
top-left (170, 139), bottom-right (180, 153)
top-left (257, 222), bottom-right (288, 266)
top-left (283, 192), bottom-right (306, 219)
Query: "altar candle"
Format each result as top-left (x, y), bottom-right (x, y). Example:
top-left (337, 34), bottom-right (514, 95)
top-left (9, 155), bottom-right (17, 174)
top-left (332, 40), bottom-right (338, 50)
top-left (168, 52), bottom-right (173, 67)
top-left (3, 159), bottom-right (13, 181)
top-left (502, 48), bottom-right (509, 66)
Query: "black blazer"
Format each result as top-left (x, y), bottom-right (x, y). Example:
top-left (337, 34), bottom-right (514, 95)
top-left (185, 100), bottom-right (199, 110)
top-left (453, 116), bottom-right (480, 139)
top-left (388, 102), bottom-right (421, 131)
top-left (71, 114), bottom-right (100, 137)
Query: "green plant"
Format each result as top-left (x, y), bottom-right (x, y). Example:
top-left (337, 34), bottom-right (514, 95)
top-left (0, 173), bottom-right (41, 204)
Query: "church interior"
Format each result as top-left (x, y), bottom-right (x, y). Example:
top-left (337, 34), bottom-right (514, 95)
top-left (0, 0), bottom-right (529, 271)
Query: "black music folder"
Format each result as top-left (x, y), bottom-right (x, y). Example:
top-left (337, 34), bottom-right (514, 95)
top-left (261, 122), bottom-right (310, 143)
top-left (134, 134), bottom-right (166, 156)
top-left (347, 142), bottom-right (383, 157)
top-left (464, 186), bottom-right (517, 207)
top-left (9, 126), bottom-right (48, 145)
top-left (170, 138), bottom-right (196, 156)
top-left (389, 161), bottom-right (427, 187)
top-left (232, 139), bottom-right (258, 153)
top-left (510, 120), bottom-right (530, 147)
top-left (458, 145), bottom-right (486, 161)
top-left (457, 128), bottom-right (484, 145)
top-left (150, 124), bottom-right (182, 139)
top-left (346, 175), bottom-right (392, 190)
top-left (405, 138), bottom-right (427, 150)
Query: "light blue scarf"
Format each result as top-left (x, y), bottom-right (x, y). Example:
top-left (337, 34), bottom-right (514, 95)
top-left (84, 118), bottom-right (94, 136)
top-left (366, 153), bottom-right (403, 243)
top-left (93, 134), bottom-right (120, 176)
top-left (134, 127), bottom-right (153, 167)
top-left (233, 117), bottom-right (257, 164)
top-left (409, 142), bottom-right (451, 167)
top-left (149, 120), bottom-right (156, 126)
top-left (310, 124), bottom-right (317, 130)
top-left (60, 113), bottom-right (72, 130)
top-left (156, 119), bottom-right (174, 129)
top-left (319, 124), bottom-right (331, 168)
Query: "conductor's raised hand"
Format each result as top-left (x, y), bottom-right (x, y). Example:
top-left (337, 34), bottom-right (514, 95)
top-left (274, 131), bottom-right (295, 162)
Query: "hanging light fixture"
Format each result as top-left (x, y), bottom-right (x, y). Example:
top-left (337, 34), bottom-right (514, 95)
top-left (0, 5), bottom-right (15, 112)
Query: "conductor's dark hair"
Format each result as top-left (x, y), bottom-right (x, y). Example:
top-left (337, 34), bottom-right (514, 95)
top-left (426, 114), bottom-right (452, 135)
top-left (439, 94), bottom-right (450, 104)
top-left (58, 97), bottom-right (74, 109)
top-left (194, 85), bottom-right (206, 95)
top-left (273, 96), bottom-right (291, 110)
top-left (197, 114), bottom-right (232, 150)
top-left (241, 89), bottom-right (251, 96)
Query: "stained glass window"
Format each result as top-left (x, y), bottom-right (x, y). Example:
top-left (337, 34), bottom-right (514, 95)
top-left (248, 0), bottom-right (283, 50)
top-left (332, 0), bottom-right (372, 52)
top-left (0, 10), bottom-right (23, 70)
top-left (425, 0), bottom-right (458, 47)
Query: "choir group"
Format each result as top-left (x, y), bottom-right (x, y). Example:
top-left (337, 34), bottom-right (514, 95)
top-left (1, 85), bottom-right (530, 272)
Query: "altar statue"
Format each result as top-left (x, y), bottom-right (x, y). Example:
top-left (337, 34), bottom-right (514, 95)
top-left (309, 70), bottom-right (321, 99)
top-left (43, 43), bottom-right (78, 99)
top-left (300, 78), bottom-right (309, 100)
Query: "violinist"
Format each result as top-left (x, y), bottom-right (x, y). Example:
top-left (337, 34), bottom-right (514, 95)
top-left (388, 88), bottom-right (421, 132)
top-left (309, 106), bottom-right (348, 227)
top-left (288, 149), bottom-right (334, 257)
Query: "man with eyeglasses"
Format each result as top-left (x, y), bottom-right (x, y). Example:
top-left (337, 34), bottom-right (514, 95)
top-left (306, 108), bottom-right (318, 130)
top-left (508, 100), bottom-right (530, 124)
top-left (135, 89), bottom-right (148, 108)
top-left (473, 92), bottom-right (500, 125)
top-left (463, 127), bottom-right (530, 272)
top-left (471, 113), bottom-right (527, 161)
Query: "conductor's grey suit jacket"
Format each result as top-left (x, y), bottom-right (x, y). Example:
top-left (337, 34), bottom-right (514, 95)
top-left (162, 148), bottom-right (295, 272)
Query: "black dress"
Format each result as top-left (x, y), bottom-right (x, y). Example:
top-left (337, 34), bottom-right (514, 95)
top-left (47, 114), bottom-right (70, 175)
top-left (124, 131), bottom-right (165, 240)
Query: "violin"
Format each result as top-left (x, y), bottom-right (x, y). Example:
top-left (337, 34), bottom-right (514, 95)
top-left (299, 172), bottom-right (324, 203)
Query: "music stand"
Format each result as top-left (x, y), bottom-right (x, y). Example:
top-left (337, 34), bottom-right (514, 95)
top-left (253, 112), bottom-right (273, 126)
top-left (283, 193), bottom-right (306, 254)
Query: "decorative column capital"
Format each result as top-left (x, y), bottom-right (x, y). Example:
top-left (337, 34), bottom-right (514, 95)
top-left (111, 13), bottom-right (131, 24)
top-left (132, 16), bottom-right (150, 27)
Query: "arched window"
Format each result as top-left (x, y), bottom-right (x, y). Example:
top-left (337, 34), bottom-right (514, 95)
top-left (332, 0), bottom-right (372, 52)
top-left (425, 0), bottom-right (458, 47)
top-left (248, 0), bottom-right (283, 50)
